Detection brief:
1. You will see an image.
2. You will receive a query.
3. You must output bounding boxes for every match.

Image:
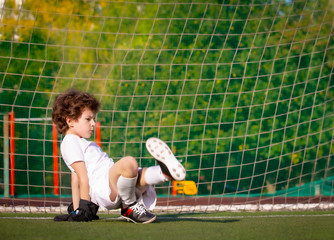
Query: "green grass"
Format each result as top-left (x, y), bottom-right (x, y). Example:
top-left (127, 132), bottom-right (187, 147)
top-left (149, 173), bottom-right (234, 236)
top-left (1, 211), bottom-right (334, 240)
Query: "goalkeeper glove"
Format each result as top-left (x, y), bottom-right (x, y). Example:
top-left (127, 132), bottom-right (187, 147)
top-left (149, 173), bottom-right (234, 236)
top-left (68, 199), bottom-right (99, 222)
top-left (54, 201), bottom-right (99, 221)
top-left (53, 202), bottom-right (75, 221)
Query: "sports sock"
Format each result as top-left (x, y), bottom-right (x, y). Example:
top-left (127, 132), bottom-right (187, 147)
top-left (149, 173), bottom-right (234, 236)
top-left (117, 175), bottom-right (138, 207)
top-left (144, 165), bottom-right (169, 185)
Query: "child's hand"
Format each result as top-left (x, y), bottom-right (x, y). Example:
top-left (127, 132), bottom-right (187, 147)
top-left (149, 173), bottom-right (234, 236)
top-left (68, 199), bottom-right (99, 222)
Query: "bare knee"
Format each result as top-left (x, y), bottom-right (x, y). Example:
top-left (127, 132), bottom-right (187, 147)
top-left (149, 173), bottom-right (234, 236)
top-left (119, 156), bottom-right (138, 177)
top-left (121, 156), bottom-right (138, 168)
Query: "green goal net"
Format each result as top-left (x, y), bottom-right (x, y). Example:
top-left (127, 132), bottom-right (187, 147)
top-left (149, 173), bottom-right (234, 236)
top-left (0, 0), bottom-right (333, 212)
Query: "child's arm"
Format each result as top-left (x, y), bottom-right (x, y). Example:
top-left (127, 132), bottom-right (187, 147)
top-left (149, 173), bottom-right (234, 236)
top-left (71, 161), bottom-right (90, 202)
top-left (65, 162), bottom-right (99, 222)
top-left (71, 172), bottom-right (80, 210)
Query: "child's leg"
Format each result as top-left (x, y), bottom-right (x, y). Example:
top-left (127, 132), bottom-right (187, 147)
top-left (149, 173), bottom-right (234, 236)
top-left (137, 165), bottom-right (169, 192)
top-left (108, 156), bottom-right (138, 207)
top-left (109, 156), bottom-right (157, 224)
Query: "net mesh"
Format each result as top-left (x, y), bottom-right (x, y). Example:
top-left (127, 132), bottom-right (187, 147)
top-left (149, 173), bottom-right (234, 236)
top-left (0, 0), bottom-right (333, 212)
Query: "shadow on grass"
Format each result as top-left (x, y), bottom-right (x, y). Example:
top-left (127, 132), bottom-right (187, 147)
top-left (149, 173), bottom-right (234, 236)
top-left (155, 217), bottom-right (240, 224)
top-left (155, 213), bottom-right (240, 223)
top-left (99, 213), bottom-right (240, 224)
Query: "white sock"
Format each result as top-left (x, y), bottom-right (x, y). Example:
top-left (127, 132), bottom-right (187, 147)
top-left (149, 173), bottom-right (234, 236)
top-left (144, 165), bottom-right (169, 185)
top-left (117, 175), bottom-right (138, 207)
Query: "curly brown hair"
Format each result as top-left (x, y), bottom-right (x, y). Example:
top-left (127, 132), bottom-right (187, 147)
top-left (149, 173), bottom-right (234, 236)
top-left (52, 89), bottom-right (100, 135)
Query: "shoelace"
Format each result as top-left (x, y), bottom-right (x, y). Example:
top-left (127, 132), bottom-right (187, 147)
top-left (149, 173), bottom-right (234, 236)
top-left (130, 203), bottom-right (147, 216)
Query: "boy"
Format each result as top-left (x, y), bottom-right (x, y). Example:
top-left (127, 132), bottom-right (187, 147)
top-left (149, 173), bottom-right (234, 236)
top-left (52, 89), bottom-right (186, 224)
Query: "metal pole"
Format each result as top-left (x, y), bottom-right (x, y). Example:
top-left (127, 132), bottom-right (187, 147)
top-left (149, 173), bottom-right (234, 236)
top-left (3, 114), bottom-right (9, 198)
top-left (96, 122), bottom-right (101, 147)
top-left (10, 111), bottom-right (15, 196)
top-left (52, 123), bottom-right (59, 195)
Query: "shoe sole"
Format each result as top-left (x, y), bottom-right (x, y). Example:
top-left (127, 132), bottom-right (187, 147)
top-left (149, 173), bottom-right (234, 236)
top-left (146, 137), bottom-right (186, 181)
top-left (121, 215), bottom-right (157, 224)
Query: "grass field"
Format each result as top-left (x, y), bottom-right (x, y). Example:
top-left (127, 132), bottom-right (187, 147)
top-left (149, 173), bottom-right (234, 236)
top-left (1, 210), bottom-right (333, 240)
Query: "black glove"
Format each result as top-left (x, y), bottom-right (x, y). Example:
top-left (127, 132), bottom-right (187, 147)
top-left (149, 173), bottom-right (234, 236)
top-left (54, 201), bottom-right (99, 221)
top-left (68, 199), bottom-right (99, 222)
top-left (53, 202), bottom-right (75, 221)
top-left (89, 201), bottom-right (100, 220)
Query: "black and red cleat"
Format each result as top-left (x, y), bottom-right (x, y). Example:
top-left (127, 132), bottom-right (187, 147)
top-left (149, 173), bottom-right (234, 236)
top-left (121, 201), bottom-right (156, 224)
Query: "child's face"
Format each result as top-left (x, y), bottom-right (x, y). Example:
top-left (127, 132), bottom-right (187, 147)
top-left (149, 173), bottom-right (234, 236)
top-left (66, 108), bottom-right (96, 138)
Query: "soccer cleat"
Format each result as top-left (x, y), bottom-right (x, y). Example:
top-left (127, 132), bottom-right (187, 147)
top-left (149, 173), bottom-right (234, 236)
top-left (146, 137), bottom-right (186, 181)
top-left (121, 202), bottom-right (156, 224)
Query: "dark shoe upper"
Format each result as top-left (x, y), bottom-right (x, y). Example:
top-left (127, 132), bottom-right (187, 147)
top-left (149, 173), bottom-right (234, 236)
top-left (121, 202), bottom-right (156, 224)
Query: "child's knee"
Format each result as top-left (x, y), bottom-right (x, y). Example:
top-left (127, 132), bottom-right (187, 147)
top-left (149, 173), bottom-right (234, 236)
top-left (121, 156), bottom-right (138, 173)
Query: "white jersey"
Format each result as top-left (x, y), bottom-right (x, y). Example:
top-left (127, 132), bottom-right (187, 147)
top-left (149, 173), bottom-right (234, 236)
top-left (60, 134), bottom-right (157, 210)
top-left (61, 134), bottom-right (116, 209)
top-left (61, 134), bottom-right (114, 175)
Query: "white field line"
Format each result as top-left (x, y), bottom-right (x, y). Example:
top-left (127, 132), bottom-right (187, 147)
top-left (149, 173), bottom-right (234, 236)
top-left (1, 214), bottom-right (334, 220)
top-left (1, 203), bottom-right (334, 213)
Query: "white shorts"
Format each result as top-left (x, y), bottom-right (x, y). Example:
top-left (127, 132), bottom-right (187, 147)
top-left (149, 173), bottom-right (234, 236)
top-left (89, 164), bottom-right (157, 211)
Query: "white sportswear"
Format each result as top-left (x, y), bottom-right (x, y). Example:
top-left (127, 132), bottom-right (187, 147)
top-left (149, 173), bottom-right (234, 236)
top-left (60, 134), bottom-right (156, 210)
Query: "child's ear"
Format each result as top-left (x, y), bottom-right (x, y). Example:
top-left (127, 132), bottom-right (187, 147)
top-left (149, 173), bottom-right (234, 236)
top-left (66, 117), bottom-right (74, 128)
